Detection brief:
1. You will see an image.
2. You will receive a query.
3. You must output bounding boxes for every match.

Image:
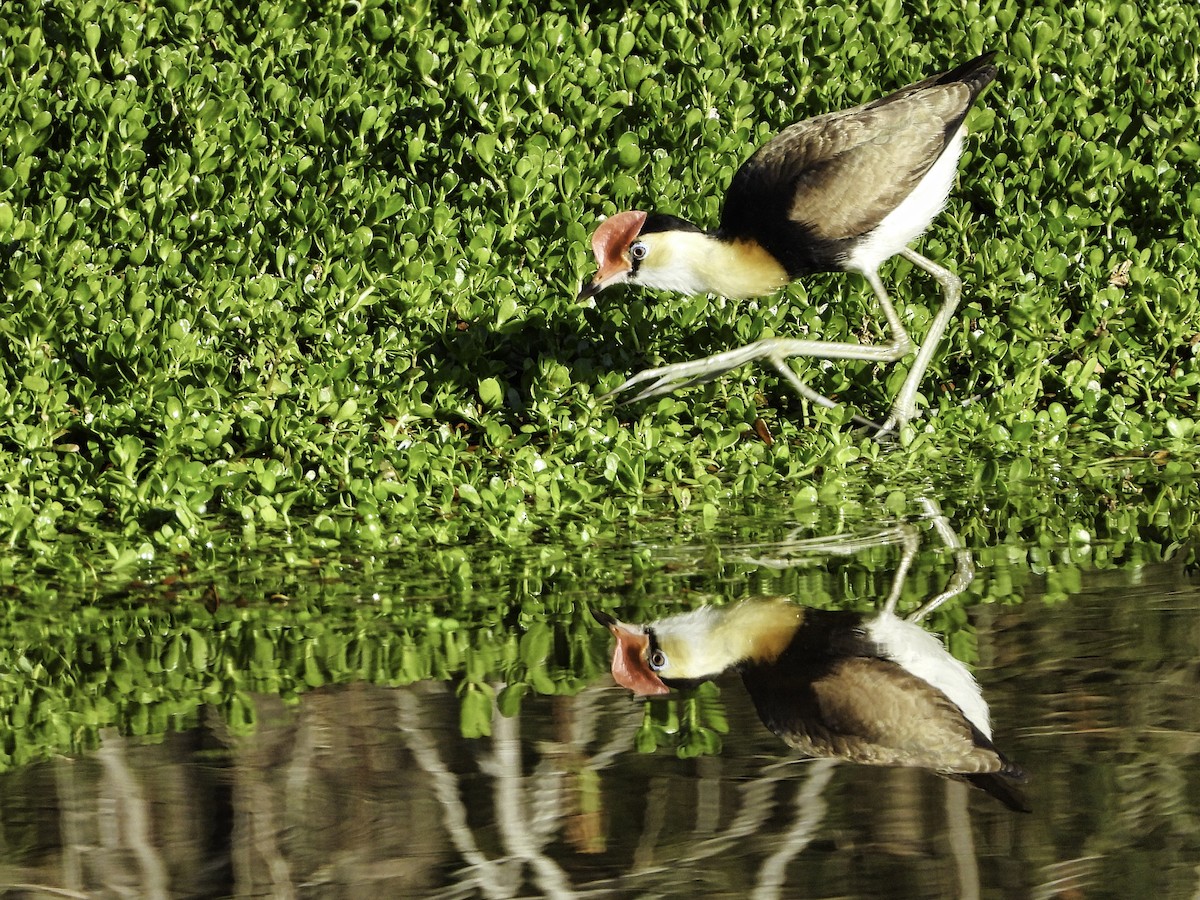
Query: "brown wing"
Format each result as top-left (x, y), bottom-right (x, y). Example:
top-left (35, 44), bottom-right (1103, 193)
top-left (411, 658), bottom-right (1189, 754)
top-left (717, 53), bottom-right (998, 255)
top-left (814, 657), bottom-right (995, 768)
top-left (791, 99), bottom-right (965, 238)
top-left (723, 86), bottom-right (974, 242)
top-left (745, 655), bottom-right (1005, 774)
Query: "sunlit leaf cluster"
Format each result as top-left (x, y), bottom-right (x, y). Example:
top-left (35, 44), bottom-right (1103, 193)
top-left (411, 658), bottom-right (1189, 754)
top-left (0, 0), bottom-right (1195, 565)
top-left (1, 0), bottom-right (1198, 769)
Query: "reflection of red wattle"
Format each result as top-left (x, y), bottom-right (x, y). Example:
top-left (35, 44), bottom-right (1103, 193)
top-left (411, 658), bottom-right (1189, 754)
top-left (610, 627), bottom-right (670, 696)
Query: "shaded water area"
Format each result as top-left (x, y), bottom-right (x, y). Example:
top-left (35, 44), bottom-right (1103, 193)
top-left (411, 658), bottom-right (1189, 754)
top-left (2, 485), bottom-right (1198, 898)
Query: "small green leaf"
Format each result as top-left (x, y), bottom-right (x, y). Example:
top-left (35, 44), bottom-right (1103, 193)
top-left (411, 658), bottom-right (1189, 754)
top-left (497, 683), bottom-right (527, 717)
top-left (478, 377), bottom-right (503, 408)
top-left (495, 295), bottom-right (518, 327)
top-left (460, 683), bottom-right (493, 738)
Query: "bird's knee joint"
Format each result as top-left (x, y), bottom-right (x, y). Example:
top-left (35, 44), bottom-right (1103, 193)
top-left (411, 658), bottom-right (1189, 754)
top-left (888, 337), bottom-right (913, 360)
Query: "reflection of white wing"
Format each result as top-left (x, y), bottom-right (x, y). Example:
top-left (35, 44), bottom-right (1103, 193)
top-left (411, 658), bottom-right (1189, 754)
top-left (867, 612), bottom-right (991, 738)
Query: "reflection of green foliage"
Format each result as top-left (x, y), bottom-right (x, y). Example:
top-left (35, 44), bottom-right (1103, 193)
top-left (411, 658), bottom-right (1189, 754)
top-left (635, 682), bottom-right (730, 758)
top-left (1, 472), bottom-right (1195, 771)
top-left (0, 578), bottom-right (612, 771)
top-left (637, 682), bottom-right (730, 760)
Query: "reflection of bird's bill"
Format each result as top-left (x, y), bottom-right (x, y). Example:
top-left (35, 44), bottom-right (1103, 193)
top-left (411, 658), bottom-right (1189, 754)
top-left (591, 607), bottom-right (669, 696)
top-left (589, 608), bottom-right (617, 629)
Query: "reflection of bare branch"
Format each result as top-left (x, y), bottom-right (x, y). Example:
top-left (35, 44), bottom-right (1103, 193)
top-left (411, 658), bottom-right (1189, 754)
top-left (944, 779), bottom-right (980, 900)
top-left (487, 709), bottom-right (576, 900)
top-left (604, 754), bottom-right (843, 897)
top-left (211, 702), bottom-right (298, 900)
top-left (585, 701), bottom-right (644, 771)
top-left (396, 689), bottom-right (515, 900)
top-left (244, 776), bottom-right (295, 900)
top-left (544, 694), bottom-right (604, 854)
top-left (523, 743), bottom-right (567, 846)
top-left (1032, 855), bottom-right (1101, 900)
top-left (284, 703), bottom-right (317, 811)
top-left (632, 777), bottom-right (668, 873)
top-left (558, 688), bottom-right (599, 746)
top-left (694, 756), bottom-right (721, 834)
top-left (96, 730), bottom-right (169, 899)
top-left (54, 758), bottom-right (85, 894)
top-left (692, 759), bottom-right (800, 859)
top-left (628, 754), bottom-right (833, 888)
top-left (400, 684), bottom-right (662, 898)
top-left (753, 758), bottom-right (839, 900)
top-left (0, 884), bottom-right (90, 899)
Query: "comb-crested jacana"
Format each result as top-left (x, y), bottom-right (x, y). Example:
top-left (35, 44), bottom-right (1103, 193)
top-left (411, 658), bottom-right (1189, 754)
top-left (580, 52), bottom-right (999, 433)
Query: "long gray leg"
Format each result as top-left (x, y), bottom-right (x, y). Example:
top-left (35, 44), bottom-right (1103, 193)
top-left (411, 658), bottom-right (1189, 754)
top-left (877, 248), bottom-right (962, 434)
top-left (603, 268), bottom-right (912, 417)
top-left (604, 248), bottom-right (961, 435)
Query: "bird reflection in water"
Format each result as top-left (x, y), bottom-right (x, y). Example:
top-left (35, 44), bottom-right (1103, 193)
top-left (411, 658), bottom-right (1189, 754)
top-left (594, 502), bottom-right (1030, 813)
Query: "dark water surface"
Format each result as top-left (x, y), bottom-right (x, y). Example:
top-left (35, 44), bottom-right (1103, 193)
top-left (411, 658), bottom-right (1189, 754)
top-left (1, 501), bottom-right (1198, 899)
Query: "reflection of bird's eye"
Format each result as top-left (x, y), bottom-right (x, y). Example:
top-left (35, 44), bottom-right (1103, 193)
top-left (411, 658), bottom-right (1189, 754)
top-left (649, 649), bottom-right (668, 671)
top-left (630, 241), bottom-right (648, 261)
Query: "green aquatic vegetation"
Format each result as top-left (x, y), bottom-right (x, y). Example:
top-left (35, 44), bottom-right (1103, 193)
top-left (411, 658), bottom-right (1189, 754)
top-left (0, 0), bottom-right (1198, 769)
top-left (635, 682), bottom-right (731, 759)
top-left (0, 481), bottom-right (1193, 771)
top-left (0, 0), bottom-right (1196, 565)
top-left (0, 550), bottom-right (611, 768)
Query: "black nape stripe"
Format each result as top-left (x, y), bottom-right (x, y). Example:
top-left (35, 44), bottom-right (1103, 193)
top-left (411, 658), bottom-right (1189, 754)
top-left (641, 213), bottom-right (704, 235)
top-left (660, 675), bottom-right (712, 691)
top-left (647, 629), bottom-right (661, 655)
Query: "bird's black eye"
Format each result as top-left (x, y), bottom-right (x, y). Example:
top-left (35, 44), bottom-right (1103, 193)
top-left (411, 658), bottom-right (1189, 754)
top-left (629, 241), bottom-right (648, 261)
top-left (648, 649), bottom-right (668, 671)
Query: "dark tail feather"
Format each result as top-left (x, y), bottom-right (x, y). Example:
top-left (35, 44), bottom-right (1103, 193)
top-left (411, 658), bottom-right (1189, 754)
top-left (964, 771), bottom-right (1032, 814)
top-left (933, 51), bottom-right (1000, 96)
